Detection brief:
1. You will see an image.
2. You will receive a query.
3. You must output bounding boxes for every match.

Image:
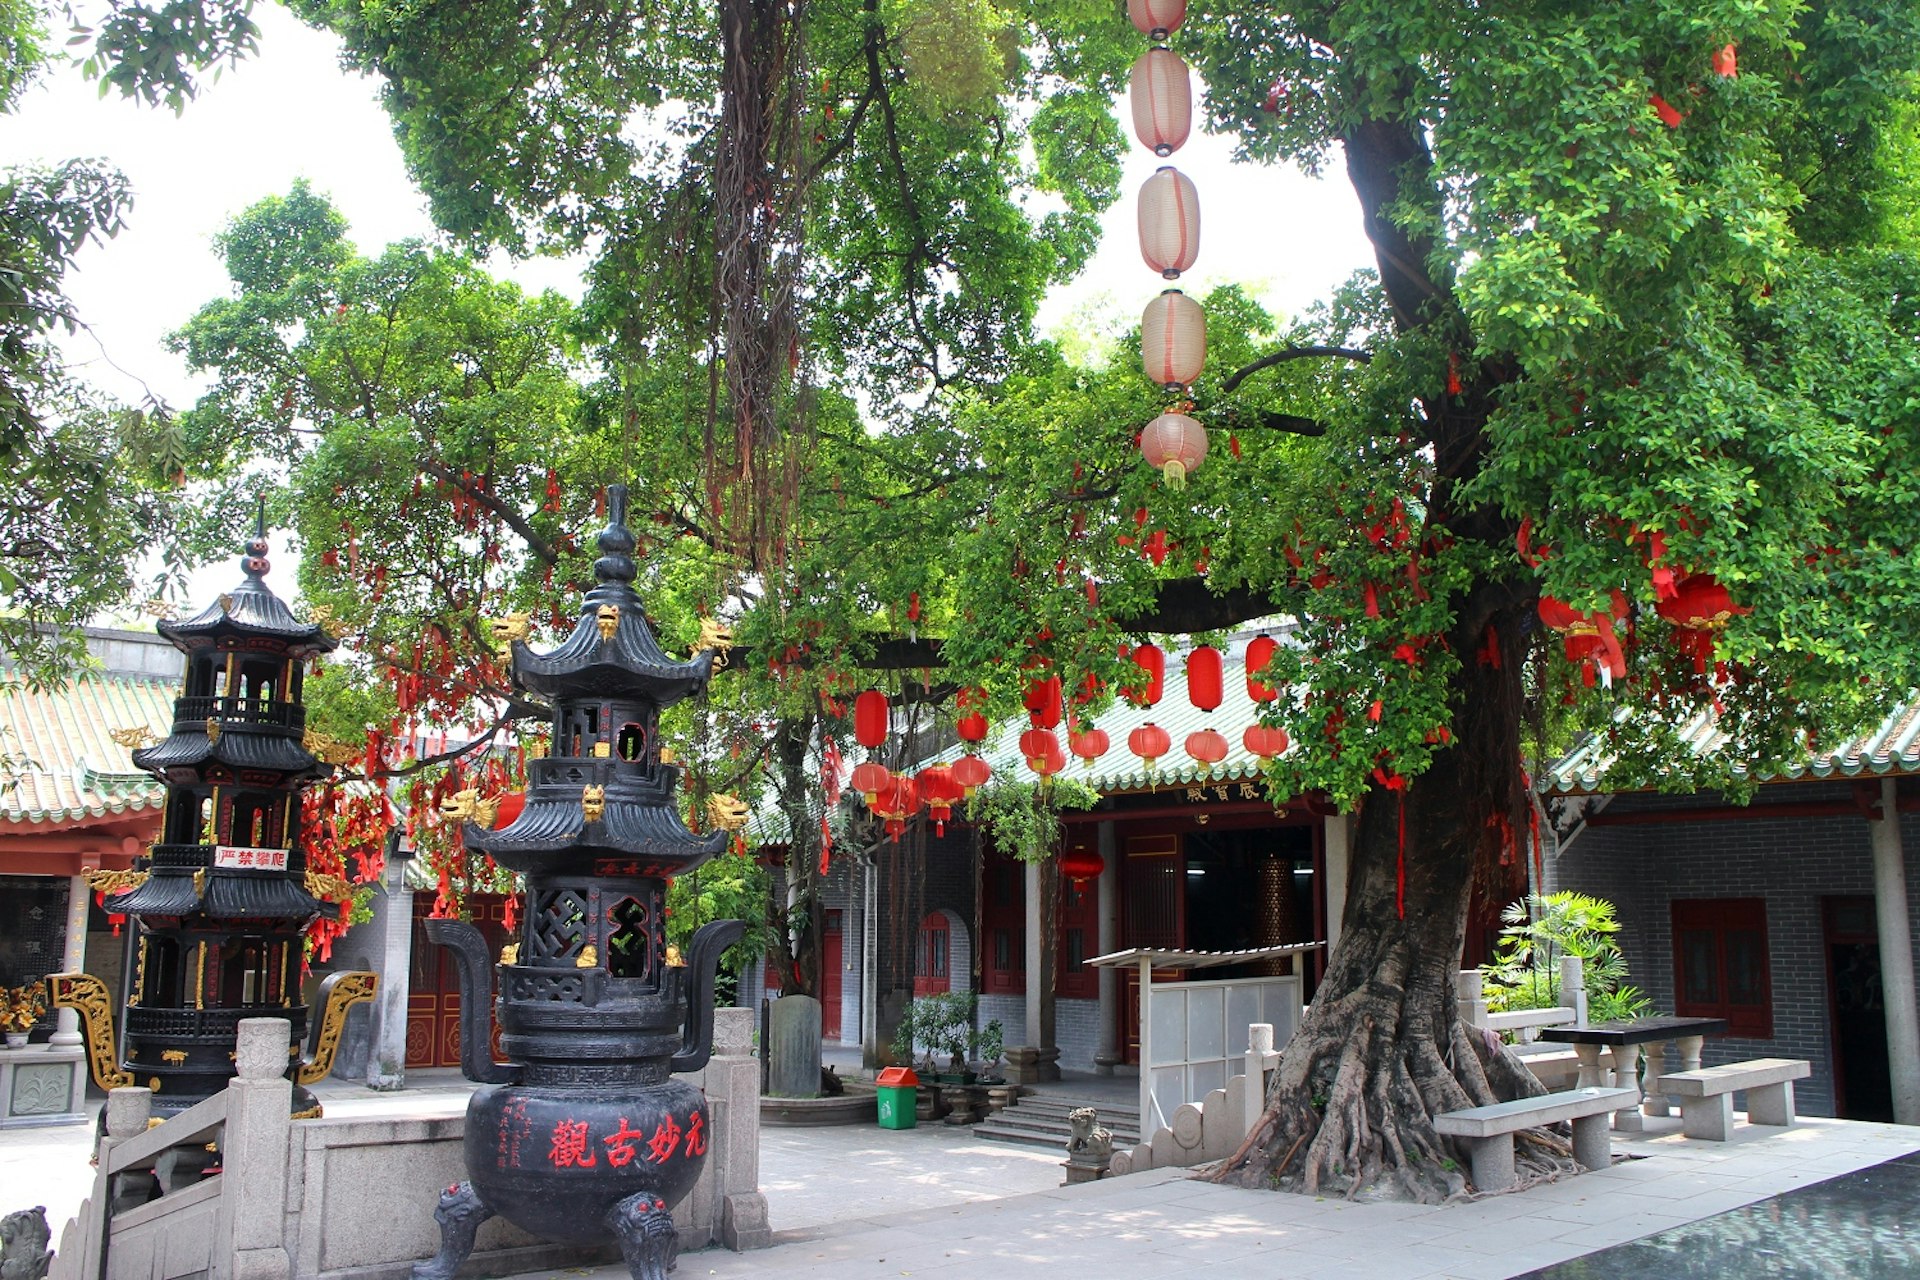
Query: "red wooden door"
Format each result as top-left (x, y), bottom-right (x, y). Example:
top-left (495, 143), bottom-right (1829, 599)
top-left (914, 911), bottom-right (952, 996)
top-left (1119, 834), bottom-right (1183, 1065)
top-left (409, 894), bottom-right (511, 1069)
top-left (821, 910), bottom-right (844, 1038)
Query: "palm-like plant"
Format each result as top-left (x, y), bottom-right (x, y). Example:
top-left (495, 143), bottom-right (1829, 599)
top-left (1482, 892), bottom-right (1652, 1024)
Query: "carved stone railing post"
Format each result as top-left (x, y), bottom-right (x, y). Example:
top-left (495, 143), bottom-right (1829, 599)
top-left (211, 1019), bottom-right (294, 1280)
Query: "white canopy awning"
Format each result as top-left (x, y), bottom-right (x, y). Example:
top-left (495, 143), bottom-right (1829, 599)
top-left (1087, 941), bottom-right (1325, 971)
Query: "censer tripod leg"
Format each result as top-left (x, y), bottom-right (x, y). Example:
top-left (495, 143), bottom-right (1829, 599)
top-left (607, 1192), bottom-right (679, 1280)
top-left (411, 1181), bottom-right (495, 1280)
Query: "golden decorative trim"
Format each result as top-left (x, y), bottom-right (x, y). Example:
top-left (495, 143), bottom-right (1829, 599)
top-left (278, 943), bottom-right (290, 1004)
top-left (576, 944), bottom-right (598, 969)
top-left (141, 598), bottom-right (177, 619)
top-left (218, 593), bottom-right (234, 615)
top-left (148, 1076), bottom-right (161, 1092)
top-left (499, 943), bottom-right (519, 966)
top-left (108, 725), bottom-right (158, 750)
top-left (693, 618), bottom-right (735, 668)
top-left (295, 971), bottom-right (377, 1086)
top-left (194, 943), bottom-right (206, 1010)
top-left (130, 938), bottom-right (147, 1007)
top-left (592, 741), bottom-right (611, 758)
top-left (290, 1105), bottom-right (323, 1120)
top-left (706, 794), bottom-right (749, 832)
top-left (193, 868), bottom-right (207, 899)
top-left (595, 604), bottom-right (620, 641)
top-left (581, 785), bottom-right (605, 823)
top-left (665, 944), bottom-right (684, 968)
top-left (658, 747), bottom-right (676, 766)
top-left (304, 870), bottom-right (354, 901)
top-left (487, 612), bottom-right (530, 649)
top-left (523, 740), bottom-right (548, 760)
top-left (438, 787), bottom-right (498, 826)
top-left (84, 868), bottom-right (148, 896)
top-left (46, 973), bottom-right (133, 1090)
top-left (205, 717), bottom-right (221, 745)
top-left (303, 730), bottom-right (358, 766)
top-left (160, 1049), bottom-right (187, 1064)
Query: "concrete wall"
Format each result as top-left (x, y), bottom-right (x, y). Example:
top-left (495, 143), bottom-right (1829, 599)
top-left (1548, 781), bottom-right (1920, 1117)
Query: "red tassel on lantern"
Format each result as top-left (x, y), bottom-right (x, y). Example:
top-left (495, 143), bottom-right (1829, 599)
top-left (853, 690), bottom-right (890, 749)
top-left (917, 763), bottom-right (963, 836)
top-left (1138, 167), bottom-right (1201, 278)
top-left (1187, 645), bottom-right (1223, 711)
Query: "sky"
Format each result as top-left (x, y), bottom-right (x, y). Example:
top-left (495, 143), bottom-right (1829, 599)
top-left (0, 4), bottom-right (1376, 598)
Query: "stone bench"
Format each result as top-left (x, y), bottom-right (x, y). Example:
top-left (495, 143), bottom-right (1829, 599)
top-left (1434, 1087), bottom-right (1637, 1192)
top-left (1653, 1058), bottom-right (1811, 1141)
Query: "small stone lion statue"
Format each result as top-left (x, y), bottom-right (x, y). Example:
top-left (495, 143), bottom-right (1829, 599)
top-left (1064, 1107), bottom-right (1113, 1167)
top-left (0, 1206), bottom-right (52, 1280)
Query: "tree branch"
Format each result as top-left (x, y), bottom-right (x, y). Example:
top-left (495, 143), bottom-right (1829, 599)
top-left (417, 457), bottom-right (560, 565)
top-left (1221, 345), bottom-right (1373, 394)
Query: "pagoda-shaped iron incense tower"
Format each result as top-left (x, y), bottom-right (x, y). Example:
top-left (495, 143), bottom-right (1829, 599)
top-left (415, 484), bottom-right (742, 1280)
top-left (49, 517), bottom-right (376, 1119)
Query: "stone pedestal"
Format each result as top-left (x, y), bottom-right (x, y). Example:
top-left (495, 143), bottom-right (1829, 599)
top-left (1003, 1046), bottom-right (1060, 1085)
top-left (767, 995), bottom-right (822, 1099)
top-left (940, 1086), bottom-right (976, 1125)
top-left (0, 1044), bottom-right (86, 1129)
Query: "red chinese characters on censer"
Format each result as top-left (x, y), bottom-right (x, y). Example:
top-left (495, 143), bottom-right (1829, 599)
top-left (546, 1111), bottom-right (707, 1169)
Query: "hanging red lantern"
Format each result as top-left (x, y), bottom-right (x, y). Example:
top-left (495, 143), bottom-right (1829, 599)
top-left (917, 763), bottom-right (963, 836)
top-left (1187, 644), bottom-right (1223, 711)
top-left (1141, 289), bottom-right (1206, 390)
top-left (850, 761), bottom-right (890, 805)
top-left (1245, 633), bottom-right (1279, 702)
top-left (1125, 642), bottom-right (1165, 706)
top-left (854, 690), bottom-right (890, 750)
top-left (1129, 721), bottom-right (1172, 768)
top-left (492, 792), bottom-right (526, 828)
top-left (956, 710), bottom-right (989, 742)
top-left (1069, 726), bottom-right (1110, 767)
top-left (1128, 48), bottom-right (1191, 157)
top-left (1243, 724), bottom-right (1290, 759)
top-left (1024, 674), bottom-right (1064, 728)
top-left (1126, 0), bottom-right (1186, 39)
top-left (1138, 166), bottom-right (1201, 278)
top-left (1021, 727), bottom-right (1061, 774)
top-left (1061, 846), bottom-right (1105, 881)
top-left (1140, 411), bottom-right (1209, 488)
top-left (872, 773), bottom-right (921, 843)
top-left (1185, 727), bottom-right (1229, 770)
top-left (1540, 594), bottom-right (1628, 684)
top-left (952, 753), bottom-right (992, 797)
top-left (1656, 573), bottom-right (1749, 673)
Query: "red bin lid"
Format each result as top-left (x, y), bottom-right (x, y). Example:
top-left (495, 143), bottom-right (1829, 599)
top-left (876, 1067), bottom-right (919, 1087)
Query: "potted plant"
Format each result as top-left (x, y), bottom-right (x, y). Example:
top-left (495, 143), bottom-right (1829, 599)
top-left (1, 982), bottom-right (47, 1048)
top-left (892, 992), bottom-right (1002, 1084)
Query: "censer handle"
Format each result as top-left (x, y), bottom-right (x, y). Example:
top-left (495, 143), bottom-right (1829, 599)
top-left (670, 919), bottom-right (745, 1074)
top-left (422, 919), bottom-right (521, 1084)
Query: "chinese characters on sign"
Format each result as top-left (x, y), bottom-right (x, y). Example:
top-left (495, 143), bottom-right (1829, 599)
top-left (213, 844), bottom-right (290, 871)
top-left (546, 1111), bottom-right (708, 1169)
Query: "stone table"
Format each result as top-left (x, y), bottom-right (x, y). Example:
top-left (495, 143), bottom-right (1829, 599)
top-left (1539, 1016), bottom-right (1730, 1130)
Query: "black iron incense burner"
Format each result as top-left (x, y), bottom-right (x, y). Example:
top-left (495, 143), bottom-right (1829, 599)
top-left (415, 486), bottom-right (741, 1280)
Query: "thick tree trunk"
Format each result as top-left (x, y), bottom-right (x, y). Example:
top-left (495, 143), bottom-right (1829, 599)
top-left (1214, 597), bottom-right (1564, 1200)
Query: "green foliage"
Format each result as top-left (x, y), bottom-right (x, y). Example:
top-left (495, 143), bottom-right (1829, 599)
top-left (70, 0), bottom-right (260, 112)
top-left (1483, 892), bottom-right (1653, 1025)
top-left (963, 775), bottom-right (1097, 864)
top-left (890, 990), bottom-right (1001, 1067)
top-left (667, 847), bottom-right (776, 980)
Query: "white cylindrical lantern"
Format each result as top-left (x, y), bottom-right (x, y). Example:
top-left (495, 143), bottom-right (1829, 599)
top-left (1140, 411), bottom-right (1209, 488)
top-left (1129, 48), bottom-right (1191, 157)
top-left (1138, 167), bottom-right (1201, 279)
top-left (1127, 0), bottom-right (1187, 39)
top-left (1141, 289), bottom-right (1206, 389)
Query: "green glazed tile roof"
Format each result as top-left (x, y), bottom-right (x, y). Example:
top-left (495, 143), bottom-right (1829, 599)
top-left (1, 674), bottom-right (175, 823)
top-left (1539, 700), bottom-right (1920, 797)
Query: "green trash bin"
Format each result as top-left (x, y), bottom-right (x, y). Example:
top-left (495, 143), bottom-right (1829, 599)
top-left (876, 1066), bottom-right (919, 1129)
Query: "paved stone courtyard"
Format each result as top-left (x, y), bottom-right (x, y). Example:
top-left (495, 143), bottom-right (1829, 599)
top-left (5, 1079), bottom-right (1917, 1279)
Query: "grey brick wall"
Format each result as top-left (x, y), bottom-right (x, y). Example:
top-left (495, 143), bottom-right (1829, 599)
top-left (975, 994), bottom-right (1103, 1072)
top-left (1547, 780), bottom-right (1920, 1118)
